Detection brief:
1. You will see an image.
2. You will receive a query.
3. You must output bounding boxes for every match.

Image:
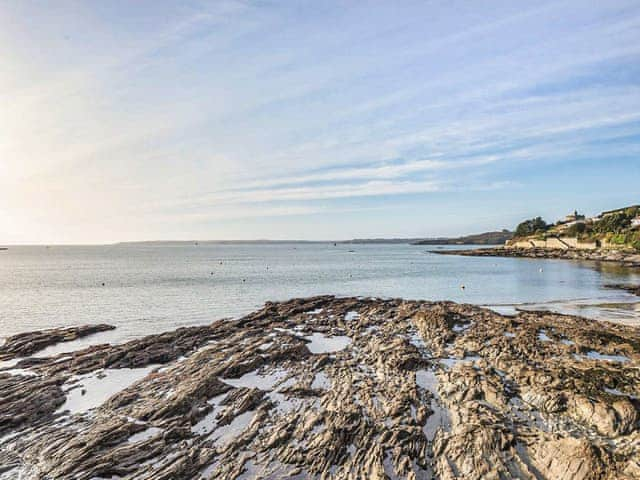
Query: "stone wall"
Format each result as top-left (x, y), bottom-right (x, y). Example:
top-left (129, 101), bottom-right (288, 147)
top-left (507, 240), bottom-right (535, 248)
top-left (562, 237), bottom-right (598, 250)
top-left (546, 237), bottom-right (569, 249)
top-left (506, 236), bottom-right (598, 251)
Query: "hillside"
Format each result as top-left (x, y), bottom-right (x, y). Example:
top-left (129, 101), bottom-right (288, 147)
top-left (412, 230), bottom-right (513, 245)
top-left (510, 205), bottom-right (640, 251)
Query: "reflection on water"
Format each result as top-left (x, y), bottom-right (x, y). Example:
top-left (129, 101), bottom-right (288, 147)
top-left (304, 332), bottom-right (352, 354)
top-left (516, 298), bottom-right (640, 326)
top-left (57, 366), bottom-right (156, 414)
top-left (1, 243), bottom-right (639, 342)
top-left (585, 260), bottom-right (640, 276)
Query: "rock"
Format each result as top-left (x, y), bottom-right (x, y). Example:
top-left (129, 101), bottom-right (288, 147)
top-left (0, 374), bottom-right (66, 435)
top-left (567, 395), bottom-right (619, 436)
top-left (0, 296), bottom-right (638, 479)
top-left (622, 457), bottom-right (640, 479)
top-left (612, 399), bottom-right (638, 435)
top-left (434, 247), bottom-right (640, 268)
top-left (0, 324), bottom-right (115, 360)
top-left (533, 437), bottom-right (610, 480)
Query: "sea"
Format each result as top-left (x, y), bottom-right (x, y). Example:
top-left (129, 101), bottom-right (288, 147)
top-left (1, 243), bottom-right (639, 346)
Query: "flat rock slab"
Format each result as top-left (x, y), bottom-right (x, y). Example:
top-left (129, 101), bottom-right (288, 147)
top-left (1, 296), bottom-right (639, 480)
top-left (0, 324), bottom-right (116, 360)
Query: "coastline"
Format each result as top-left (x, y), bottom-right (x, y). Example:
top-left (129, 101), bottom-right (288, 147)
top-left (432, 246), bottom-right (640, 268)
top-left (1, 296), bottom-right (639, 479)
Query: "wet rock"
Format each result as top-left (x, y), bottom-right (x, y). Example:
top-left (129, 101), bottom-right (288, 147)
top-left (0, 296), bottom-right (638, 479)
top-left (434, 247), bottom-right (640, 268)
top-left (0, 374), bottom-right (66, 435)
top-left (0, 324), bottom-right (115, 360)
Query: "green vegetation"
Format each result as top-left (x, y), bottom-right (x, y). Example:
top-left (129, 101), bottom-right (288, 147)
top-left (515, 217), bottom-right (549, 237)
top-left (591, 207), bottom-right (640, 250)
top-left (565, 222), bottom-right (586, 236)
top-left (606, 231), bottom-right (640, 251)
top-left (593, 207), bottom-right (638, 234)
top-left (513, 205), bottom-right (640, 251)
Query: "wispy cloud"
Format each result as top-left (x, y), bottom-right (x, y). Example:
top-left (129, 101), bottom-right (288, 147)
top-left (233, 156), bottom-right (497, 190)
top-left (1, 0), bottom-right (639, 242)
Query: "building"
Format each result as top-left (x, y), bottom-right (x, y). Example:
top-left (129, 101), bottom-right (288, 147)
top-left (632, 216), bottom-right (640, 229)
top-left (559, 210), bottom-right (585, 225)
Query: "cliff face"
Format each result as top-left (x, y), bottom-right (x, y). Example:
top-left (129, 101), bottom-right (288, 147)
top-left (1, 296), bottom-right (639, 479)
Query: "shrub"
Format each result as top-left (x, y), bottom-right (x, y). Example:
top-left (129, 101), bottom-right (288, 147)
top-left (565, 222), bottom-right (587, 236)
top-left (515, 217), bottom-right (548, 237)
top-left (593, 212), bottom-right (631, 234)
top-left (610, 233), bottom-right (627, 245)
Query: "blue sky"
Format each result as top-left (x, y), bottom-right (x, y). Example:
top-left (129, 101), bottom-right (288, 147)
top-left (1, 0), bottom-right (639, 243)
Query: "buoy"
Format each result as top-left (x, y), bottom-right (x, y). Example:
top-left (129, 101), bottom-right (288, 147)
top-left (460, 284), bottom-right (466, 290)
top-left (539, 268), bottom-right (543, 273)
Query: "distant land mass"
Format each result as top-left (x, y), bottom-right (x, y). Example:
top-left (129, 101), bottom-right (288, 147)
top-left (115, 232), bottom-right (513, 246)
top-left (115, 240), bottom-right (325, 246)
top-left (340, 238), bottom-right (424, 244)
top-left (411, 230), bottom-right (514, 246)
top-left (120, 239), bottom-right (426, 245)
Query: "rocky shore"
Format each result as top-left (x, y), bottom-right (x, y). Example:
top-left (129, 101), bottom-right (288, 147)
top-left (1, 296), bottom-right (639, 479)
top-left (0, 324), bottom-right (115, 360)
top-left (432, 246), bottom-right (640, 268)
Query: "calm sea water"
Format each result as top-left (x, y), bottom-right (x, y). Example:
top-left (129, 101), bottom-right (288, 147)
top-left (1, 243), bottom-right (639, 344)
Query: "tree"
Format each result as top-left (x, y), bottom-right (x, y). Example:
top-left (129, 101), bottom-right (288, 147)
top-left (593, 212), bottom-right (630, 234)
top-left (566, 222), bottom-right (586, 236)
top-left (515, 217), bottom-right (548, 237)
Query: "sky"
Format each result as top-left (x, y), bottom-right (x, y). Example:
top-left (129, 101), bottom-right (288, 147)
top-left (1, 0), bottom-right (639, 244)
